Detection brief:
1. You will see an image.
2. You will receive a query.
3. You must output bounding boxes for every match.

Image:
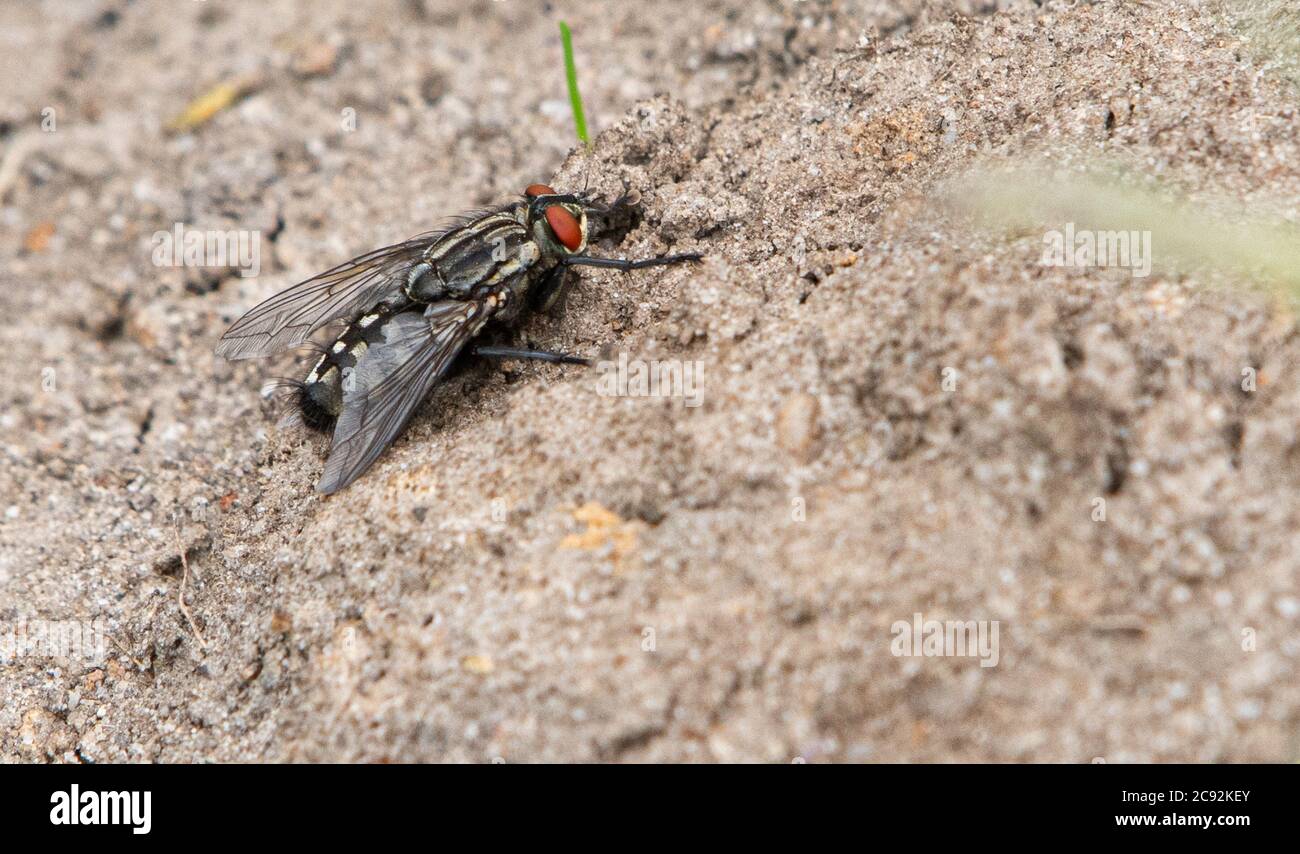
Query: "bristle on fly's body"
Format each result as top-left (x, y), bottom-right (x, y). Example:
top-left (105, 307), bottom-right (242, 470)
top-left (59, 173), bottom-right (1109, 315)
top-left (262, 377), bottom-right (335, 432)
top-left (271, 307), bottom-right (400, 434)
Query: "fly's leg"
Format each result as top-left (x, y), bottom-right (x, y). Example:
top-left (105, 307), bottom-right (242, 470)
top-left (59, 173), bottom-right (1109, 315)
top-left (580, 179), bottom-right (640, 215)
top-left (472, 345), bottom-right (591, 366)
top-left (530, 264), bottom-right (571, 314)
top-left (560, 252), bottom-right (702, 272)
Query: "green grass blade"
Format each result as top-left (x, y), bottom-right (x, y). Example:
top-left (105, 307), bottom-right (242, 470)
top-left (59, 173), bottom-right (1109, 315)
top-left (559, 21), bottom-right (590, 146)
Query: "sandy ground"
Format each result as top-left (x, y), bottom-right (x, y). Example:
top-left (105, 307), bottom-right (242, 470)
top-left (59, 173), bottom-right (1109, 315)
top-left (2, 0), bottom-right (1299, 762)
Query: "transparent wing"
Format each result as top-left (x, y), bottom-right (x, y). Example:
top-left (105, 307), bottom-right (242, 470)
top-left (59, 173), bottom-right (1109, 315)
top-left (315, 300), bottom-right (489, 494)
top-left (215, 234), bottom-right (441, 360)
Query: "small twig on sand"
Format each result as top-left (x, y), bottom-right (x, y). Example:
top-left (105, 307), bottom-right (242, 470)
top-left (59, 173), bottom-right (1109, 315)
top-left (106, 634), bottom-right (147, 671)
top-left (172, 519), bottom-right (207, 650)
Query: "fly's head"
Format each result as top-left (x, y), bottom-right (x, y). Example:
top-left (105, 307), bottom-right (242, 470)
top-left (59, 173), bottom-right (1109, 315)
top-left (524, 183), bottom-right (588, 260)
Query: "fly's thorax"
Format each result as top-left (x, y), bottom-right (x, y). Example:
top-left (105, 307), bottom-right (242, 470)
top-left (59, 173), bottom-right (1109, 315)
top-left (408, 211), bottom-right (537, 302)
top-left (487, 258), bottom-right (556, 325)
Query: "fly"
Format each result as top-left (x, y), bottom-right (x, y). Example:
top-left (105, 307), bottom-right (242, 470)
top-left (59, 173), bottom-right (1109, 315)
top-left (216, 184), bottom-right (701, 494)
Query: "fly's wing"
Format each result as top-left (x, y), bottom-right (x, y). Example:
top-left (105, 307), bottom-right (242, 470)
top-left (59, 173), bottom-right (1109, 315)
top-left (215, 235), bottom-right (439, 360)
top-left (315, 299), bottom-right (489, 494)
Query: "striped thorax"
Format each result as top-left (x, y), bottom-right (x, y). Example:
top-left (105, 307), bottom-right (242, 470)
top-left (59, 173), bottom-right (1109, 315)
top-left (405, 195), bottom-right (589, 307)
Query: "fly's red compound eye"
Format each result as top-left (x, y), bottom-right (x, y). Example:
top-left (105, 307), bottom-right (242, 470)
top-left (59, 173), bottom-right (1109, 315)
top-left (545, 206), bottom-right (583, 251)
top-left (525, 183), bottom-right (556, 198)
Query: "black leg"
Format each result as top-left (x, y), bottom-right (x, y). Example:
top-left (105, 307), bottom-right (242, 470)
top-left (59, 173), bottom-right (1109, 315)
top-left (580, 190), bottom-right (633, 216)
top-left (561, 252), bottom-right (702, 272)
top-left (472, 345), bottom-right (591, 366)
top-left (530, 264), bottom-right (571, 313)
